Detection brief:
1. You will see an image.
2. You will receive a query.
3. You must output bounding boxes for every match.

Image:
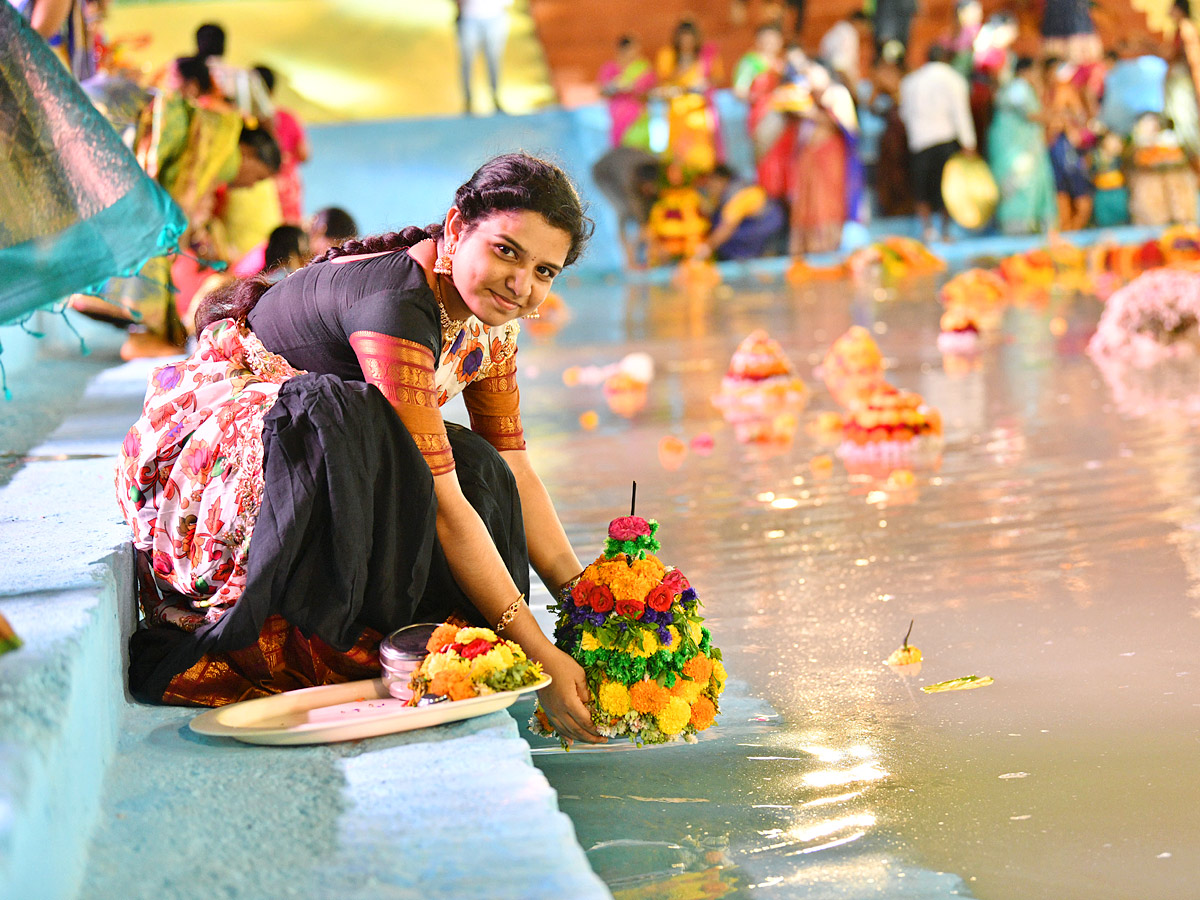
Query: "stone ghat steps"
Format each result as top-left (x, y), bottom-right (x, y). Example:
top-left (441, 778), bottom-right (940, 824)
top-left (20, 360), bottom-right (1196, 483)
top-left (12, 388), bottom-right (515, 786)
top-left (0, 321), bottom-right (609, 900)
top-left (0, 316), bottom-right (135, 900)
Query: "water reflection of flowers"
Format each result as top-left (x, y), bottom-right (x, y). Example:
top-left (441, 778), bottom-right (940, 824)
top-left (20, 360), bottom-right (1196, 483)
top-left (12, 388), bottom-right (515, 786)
top-left (609, 866), bottom-right (738, 900)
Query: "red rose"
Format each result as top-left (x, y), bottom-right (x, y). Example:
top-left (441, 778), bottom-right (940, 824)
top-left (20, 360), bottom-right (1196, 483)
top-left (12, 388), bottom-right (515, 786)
top-left (615, 596), bottom-right (645, 619)
top-left (458, 638), bottom-right (494, 659)
top-left (585, 582), bottom-right (615, 613)
top-left (661, 569), bottom-right (690, 596)
top-left (646, 584), bottom-right (673, 612)
top-left (572, 579), bottom-right (595, 607)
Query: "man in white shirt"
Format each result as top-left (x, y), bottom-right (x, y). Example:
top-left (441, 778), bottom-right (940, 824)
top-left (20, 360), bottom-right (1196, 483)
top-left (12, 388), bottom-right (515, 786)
top-left (898, 44), bottom-right (977, 241)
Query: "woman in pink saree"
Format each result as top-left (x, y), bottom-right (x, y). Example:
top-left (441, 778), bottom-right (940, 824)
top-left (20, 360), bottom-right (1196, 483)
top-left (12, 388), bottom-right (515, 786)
top-left (598, 34), bottom-right (656, 150)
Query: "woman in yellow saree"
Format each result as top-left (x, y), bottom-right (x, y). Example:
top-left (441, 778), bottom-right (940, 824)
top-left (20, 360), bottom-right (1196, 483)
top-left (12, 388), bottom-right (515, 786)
top-left (655, 19), bottom-right (724, 175)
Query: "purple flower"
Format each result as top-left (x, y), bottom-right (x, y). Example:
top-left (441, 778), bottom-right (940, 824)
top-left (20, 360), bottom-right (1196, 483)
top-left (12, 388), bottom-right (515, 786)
top-left (154, 363), bottom-right (184, 392)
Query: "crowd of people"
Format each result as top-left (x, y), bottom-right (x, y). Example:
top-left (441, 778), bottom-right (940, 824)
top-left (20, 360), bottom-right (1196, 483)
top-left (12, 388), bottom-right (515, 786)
top-left (17, 0), bottom-right (1200, 327)
top-left (593, 1), bottom-right (1200, 268)
top-left (11, 2), bottom-right (359, 358)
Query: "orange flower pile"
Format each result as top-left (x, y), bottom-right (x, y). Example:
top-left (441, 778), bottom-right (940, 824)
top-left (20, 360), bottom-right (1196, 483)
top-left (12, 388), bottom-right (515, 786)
top-left (429, 669), bottom-right (476, 701)
top-left (584, 555), bottom-right (667, 605)
top-left (629, 679), bottom-right (671, 715)
top-left (426, 623), bottom-right (460, 654)
top-left (689, 695), bottom-right (717, 731)
top-left (682, 652), bottom-right (714, 684)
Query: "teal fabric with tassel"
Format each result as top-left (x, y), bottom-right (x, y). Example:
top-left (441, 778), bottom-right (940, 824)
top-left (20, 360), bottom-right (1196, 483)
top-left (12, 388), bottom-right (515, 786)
top-left (0, 2), bottom-right (186, 327)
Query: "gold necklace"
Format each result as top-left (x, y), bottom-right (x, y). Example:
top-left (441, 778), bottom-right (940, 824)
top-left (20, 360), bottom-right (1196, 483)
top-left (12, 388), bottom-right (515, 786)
top-left (431, 271), bottom-right (464, 346)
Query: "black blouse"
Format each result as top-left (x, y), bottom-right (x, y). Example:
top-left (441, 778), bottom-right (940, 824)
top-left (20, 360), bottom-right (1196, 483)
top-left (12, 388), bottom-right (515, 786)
top-left (247, 250), bottom-right (440, 379)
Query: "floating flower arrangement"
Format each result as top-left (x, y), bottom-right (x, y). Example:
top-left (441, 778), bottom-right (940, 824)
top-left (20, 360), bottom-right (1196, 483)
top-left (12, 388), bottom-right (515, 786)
top-left (533, 513), bottom-right (725, 746)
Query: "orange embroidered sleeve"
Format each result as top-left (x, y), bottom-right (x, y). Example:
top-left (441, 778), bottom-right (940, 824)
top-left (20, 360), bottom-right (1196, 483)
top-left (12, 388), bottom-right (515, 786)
top-left (462, 347), bottom-right (526, 452)
top-left (349, 330), bottom-right (454, 475)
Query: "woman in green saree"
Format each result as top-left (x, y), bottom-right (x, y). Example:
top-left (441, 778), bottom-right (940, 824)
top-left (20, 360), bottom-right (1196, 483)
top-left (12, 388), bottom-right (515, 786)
top-left (988, 57), bottom-right (1058, 235)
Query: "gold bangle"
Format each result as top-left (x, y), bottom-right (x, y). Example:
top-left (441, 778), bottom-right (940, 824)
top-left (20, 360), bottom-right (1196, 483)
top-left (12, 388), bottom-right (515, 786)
top-left (494, 593), bottom-right (525, 634)
top-left (560, 571), bottom-right (584, 598)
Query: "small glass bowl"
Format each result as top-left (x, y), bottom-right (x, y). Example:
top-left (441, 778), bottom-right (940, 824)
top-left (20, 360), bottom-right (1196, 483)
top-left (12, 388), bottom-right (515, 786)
top-left (379, 622), bottom-right (439, 701)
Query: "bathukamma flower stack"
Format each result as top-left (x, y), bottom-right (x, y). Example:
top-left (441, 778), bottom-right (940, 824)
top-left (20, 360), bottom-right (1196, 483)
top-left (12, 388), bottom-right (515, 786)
top-left (533, 515), bottom-right (725, 745)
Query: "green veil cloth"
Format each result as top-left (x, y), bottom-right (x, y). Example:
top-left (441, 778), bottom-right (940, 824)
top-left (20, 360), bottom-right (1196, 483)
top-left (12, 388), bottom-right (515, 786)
top-left (0, 2), bottom-right (185, 326)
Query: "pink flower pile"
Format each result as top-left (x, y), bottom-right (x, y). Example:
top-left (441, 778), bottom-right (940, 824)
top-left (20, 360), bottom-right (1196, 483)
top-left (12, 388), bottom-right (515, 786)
top-left (1088, 268), bottom-right (1200, 366)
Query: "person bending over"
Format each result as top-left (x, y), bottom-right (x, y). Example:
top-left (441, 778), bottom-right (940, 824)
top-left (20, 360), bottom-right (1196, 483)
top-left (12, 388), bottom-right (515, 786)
top-left (117, 152), bottom-right (605, 745)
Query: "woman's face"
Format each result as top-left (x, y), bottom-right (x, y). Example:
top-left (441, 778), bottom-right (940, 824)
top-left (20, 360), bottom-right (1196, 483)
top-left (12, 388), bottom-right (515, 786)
top-left (446, 208), bottom-right (571, 326)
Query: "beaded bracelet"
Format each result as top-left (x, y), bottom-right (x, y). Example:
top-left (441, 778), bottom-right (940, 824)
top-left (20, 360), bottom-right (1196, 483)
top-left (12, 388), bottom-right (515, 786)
top-left (557, 571), bottom-right (585, 604)
top-left (494, 593), bottom-right (525, 634)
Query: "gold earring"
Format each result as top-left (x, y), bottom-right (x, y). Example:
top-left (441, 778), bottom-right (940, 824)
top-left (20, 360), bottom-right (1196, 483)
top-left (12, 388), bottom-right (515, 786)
top-left (434, 244), bottom-right (454, 276)
top-left (523, 307), bottom-right (541, 319)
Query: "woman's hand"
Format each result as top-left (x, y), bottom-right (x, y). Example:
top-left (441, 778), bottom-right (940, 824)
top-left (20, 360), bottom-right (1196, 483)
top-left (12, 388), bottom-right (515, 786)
top-left (536, 646), bottom-right (607, 745)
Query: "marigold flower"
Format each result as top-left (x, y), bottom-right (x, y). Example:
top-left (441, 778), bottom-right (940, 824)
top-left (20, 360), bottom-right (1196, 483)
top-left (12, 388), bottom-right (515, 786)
top-left (687, 621), bottom-right (703, 643)
top-left (627, 629), bottom-right (659, 658)
top-left (425, 651), bottom-right (470, 678)
top-left (710, 660), bottom-right (727, 691)
top-left (589, 556), bottom-right (666, 603)
top-left (669, 677), bottom-right (703, 704)
top-left (429, 669), bottom-right (477, 701)
top-left (495, 643), bottom-right (517, 667)
top-left (629, 679), bottom-right (670, 715)
top-left (597, 680), bottom-right (631, 717)
top-left (683, 653), bottom-right (714, 684)
top-left (656, 696), bottom-right (691, 735)
top-left (427, 623), bottom-right (460, 654)
top-left (470, 648), bottom-right (504, 681)
top-left (689, 695), bottom-right (717, 731)
top-left (580, 631), bottom-right (601, 652)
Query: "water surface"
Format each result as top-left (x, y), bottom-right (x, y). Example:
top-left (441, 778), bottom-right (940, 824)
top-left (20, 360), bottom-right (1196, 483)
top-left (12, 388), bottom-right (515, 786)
top-left (485, 274), bottom-right (1199, 899)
